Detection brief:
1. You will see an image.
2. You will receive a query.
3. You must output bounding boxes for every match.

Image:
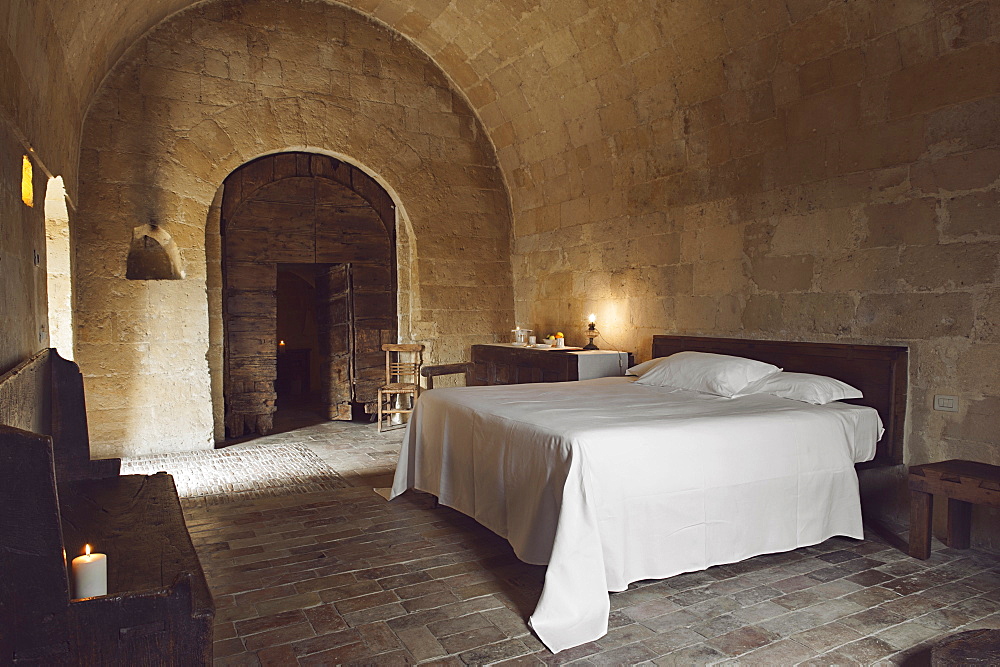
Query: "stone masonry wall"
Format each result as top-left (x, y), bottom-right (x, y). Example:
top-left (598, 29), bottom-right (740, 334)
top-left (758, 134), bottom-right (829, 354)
top-left (493, 0), bottom-right (999, 545)
top-left (75, 0), bottom-right (513, 457)
top-left (5, 0), bottom-right (999, 547)
top-left (0, 131), bottom-right (49, 374)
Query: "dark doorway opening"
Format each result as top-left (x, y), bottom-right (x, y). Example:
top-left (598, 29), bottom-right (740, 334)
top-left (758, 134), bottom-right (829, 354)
top-left (275, 265), bottom-right (322, 416)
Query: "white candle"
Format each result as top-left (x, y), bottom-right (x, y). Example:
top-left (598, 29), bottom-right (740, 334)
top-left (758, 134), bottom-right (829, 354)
top-left (72, 544), bottom-right (107, 598)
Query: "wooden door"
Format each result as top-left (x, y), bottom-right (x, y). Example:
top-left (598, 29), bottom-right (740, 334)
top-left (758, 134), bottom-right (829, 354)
top-left (221, 152), bottom-right (397, 436)
top-left (317, 265), bottom-right (353, 420)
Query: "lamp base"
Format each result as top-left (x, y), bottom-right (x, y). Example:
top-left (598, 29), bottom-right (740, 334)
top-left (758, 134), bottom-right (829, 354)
top-left (582, 338), bottom-right (599, 350)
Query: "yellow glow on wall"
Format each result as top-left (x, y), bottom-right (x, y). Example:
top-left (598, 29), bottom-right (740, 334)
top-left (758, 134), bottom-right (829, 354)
top-left (21, 155), bottom-right (34, 207)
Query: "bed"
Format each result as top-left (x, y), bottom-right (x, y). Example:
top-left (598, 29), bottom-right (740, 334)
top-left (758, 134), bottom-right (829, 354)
top-left (389, 335), bottom-right (907, 653)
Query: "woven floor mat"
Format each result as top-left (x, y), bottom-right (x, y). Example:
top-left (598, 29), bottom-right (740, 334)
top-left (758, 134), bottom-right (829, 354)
top-left (120, 442), bottom-right (350, 505)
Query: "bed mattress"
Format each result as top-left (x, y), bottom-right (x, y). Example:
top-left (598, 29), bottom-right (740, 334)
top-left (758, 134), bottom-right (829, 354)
top-left (390, 376), bottom-right (883, 652)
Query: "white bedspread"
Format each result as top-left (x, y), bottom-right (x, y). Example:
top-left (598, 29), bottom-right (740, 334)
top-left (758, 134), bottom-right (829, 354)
top-left (389, 376), bottom-right (882, 653)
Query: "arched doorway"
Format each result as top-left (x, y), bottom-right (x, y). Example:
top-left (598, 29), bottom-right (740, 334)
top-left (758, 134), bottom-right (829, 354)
top-left (221, 152), bottom-right (396, 437)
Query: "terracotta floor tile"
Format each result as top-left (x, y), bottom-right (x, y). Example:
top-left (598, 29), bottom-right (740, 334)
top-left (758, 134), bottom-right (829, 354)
top-left (428, 611), bottom-right (494, 638)
top-left (357, 621), bottom-right (403, 653)
top-left (706, 625), bottom-right (777, 656)
top-left (483, 606), bottom-right (532, 638)
top-left (826, 635), bottom-right (896, 663)
top-left (241, 621), bottom-right (316, 652)
top-left (621, 596), bottom-right (684, 621)
top-left (844, 584), bottom-right (903, 609)
top-left (437, 625), bottom-right (507, 654)
top-left (341, 601), bottom-right (408, 626)
top-left (334, 590), bottom-right (400, 615)
top-left (732, 584), bottom-right (783, 606)
top-left (182, 419), bottom-right (1000, 665)
top-left (590, 641), bottom-right (657, 664)
top-left (791, 620), bottom-right (864, 653)
top-left (839, 606), bottom-right (908, 634)
top-left (234, 610), bottom-right (306, 637)
top-left (690, 613), bottom-right (745, 639)
top-left (254, 591), bottom-right (322, 617)
top-left (737, 637), bottom-right (815, 664)
top-left (846, 568), bottom-right (895, 587)
top-left (303, 603), bottom-right (349, 634)
top-left (458, 637), bottom-right (533, 664)
top-left (875, 619), bottom-right (942, 651)
top-left (654, 642), bottom-right (727, 665)
top-left (880, 593), bottom-right (945, 618)
top-left (728, 600), bottom-right (788, 625)
top-left (639, 609), bottom-right (702, 634)
top-left (395, 625), bottom-right (446, 661)
top-left (641, 627), bottom-right (705, 656)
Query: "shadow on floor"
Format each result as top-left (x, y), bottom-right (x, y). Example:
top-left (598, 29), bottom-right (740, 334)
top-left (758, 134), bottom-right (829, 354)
top-left (219, 392), bottom-right (376, 449)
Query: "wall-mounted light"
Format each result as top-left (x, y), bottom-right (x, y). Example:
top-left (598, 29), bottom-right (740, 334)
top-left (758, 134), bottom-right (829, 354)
top-left (583, 313), bottom-right (599, 350)
top-left (21, 155), bottom-right (34, 207)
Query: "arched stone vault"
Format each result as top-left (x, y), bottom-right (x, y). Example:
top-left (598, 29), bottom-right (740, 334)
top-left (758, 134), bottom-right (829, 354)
top-left (74, 0), bottom-right (513, 456)
top-left (7, 0), bottom-right (999, 546)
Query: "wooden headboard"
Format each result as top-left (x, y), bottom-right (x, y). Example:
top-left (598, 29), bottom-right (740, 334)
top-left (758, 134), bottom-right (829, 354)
top-left (651, 335), bottom-right (908, 468)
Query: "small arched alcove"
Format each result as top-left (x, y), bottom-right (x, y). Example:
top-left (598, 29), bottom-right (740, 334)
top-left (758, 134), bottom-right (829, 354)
top-left (125, 223), bottom-right (185, 280)
top-left (219, 152), bottom-right (397, 438)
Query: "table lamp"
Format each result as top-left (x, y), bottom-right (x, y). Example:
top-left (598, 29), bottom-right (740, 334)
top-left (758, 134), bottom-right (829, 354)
top-left (583, 314), bottom-right (599, 350)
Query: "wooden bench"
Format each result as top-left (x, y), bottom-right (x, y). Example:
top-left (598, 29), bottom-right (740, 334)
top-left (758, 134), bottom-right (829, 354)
top-left (0, 349), bottom-right (214, 664)
top-left (421, 362), bottom-right (475, 389)
top-left (908, 459), bottom-right (1000, 560)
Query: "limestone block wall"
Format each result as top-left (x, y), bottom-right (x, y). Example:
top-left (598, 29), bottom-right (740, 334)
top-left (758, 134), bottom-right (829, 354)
top-left (1, 1), bottom-right (84, 375)
top-left (75, 0), bottom-right (513, 457)
top-left (495, 1), bottom-right (999, 545)
top-left (0, 132), bottom-right (49, 374)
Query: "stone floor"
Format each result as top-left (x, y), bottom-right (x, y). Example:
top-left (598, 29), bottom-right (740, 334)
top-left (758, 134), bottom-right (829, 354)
top-left (187, 415), bottom-right (1000, 665)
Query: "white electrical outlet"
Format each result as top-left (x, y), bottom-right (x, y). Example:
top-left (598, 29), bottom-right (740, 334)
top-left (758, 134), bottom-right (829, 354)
top-left (933, 395), bottom-right (959, 412)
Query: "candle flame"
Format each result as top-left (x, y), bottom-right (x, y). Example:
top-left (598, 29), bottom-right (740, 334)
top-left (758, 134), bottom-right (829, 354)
top-left (85, 544), bottom-right (91, 556)
top-left (279, 340), bottom-right (285, 346)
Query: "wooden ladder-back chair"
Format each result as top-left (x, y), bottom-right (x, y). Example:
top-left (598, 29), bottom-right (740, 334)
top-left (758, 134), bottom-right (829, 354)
top-left (377, 343), bottom-right (424, 432)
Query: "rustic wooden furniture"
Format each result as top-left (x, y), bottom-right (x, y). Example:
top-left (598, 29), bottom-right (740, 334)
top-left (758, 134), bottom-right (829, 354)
top-left (470, 344), bottom-right (633, 386)
top-left (650, 335), bottom-right (908, 468)
top-left (421, 362), bottom-right (475, 389)
top-left (0, 349), bottom-right (214, 664)
top-left (907, 459), bottom-right (1000, 559)
top-left (377, 343), bottom-right (423, 431)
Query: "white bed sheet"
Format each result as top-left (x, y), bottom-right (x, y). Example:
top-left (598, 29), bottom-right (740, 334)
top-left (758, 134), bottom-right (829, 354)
top-left (390, 376), bottom-right (883, 653)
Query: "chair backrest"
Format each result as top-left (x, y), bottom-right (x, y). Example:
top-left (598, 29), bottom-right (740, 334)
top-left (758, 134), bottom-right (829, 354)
top-left (382, 344), bottom-right (423, 385)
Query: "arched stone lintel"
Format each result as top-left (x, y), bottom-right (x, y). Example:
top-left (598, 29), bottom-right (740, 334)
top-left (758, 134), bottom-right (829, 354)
top-left (220, 151), bottom-right (398, 241)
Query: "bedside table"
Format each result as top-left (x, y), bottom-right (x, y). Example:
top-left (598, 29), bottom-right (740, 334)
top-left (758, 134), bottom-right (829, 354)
top-left (470, 344), bottom-right (633, 386)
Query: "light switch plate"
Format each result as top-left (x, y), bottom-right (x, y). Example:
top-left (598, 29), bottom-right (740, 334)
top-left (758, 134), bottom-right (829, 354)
top-left (934, 394), bottom-right (959, 412)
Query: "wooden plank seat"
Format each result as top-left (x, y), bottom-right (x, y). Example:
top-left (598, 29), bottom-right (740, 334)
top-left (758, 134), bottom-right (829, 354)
top-left (0, 349), bottom-right (213, 664)
top-left (908, 459), bottom-right (1000, 560)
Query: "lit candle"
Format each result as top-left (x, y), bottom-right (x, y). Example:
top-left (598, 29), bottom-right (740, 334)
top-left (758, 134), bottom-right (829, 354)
top-left (72, 544), bottom-right (107, 598)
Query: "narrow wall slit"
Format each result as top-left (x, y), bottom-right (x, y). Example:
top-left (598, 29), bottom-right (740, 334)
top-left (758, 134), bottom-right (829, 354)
top-left (220, 152), bottom-right (397, 439)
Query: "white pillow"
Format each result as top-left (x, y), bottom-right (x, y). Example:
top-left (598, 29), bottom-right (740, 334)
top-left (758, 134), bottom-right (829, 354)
top-left (633, 351), bottom-right (781, 397)
top-left (739, 371), bottom-right (863, 405)
top-left (625, 357), bottom-right (667, 377)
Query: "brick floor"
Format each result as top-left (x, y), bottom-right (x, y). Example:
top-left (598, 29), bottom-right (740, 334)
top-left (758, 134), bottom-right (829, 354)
top-left (188, 418), bottom-right (1000, 665)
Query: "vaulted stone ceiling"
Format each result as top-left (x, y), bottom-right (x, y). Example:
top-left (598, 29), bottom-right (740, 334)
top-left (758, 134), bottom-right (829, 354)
top-left (6, 0), bottom-right (1000, 546)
